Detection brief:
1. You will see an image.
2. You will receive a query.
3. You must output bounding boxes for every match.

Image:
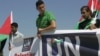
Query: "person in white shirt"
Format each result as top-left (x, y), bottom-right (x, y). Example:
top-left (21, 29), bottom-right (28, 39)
top-left (9, 22), bottom-right (24, 51)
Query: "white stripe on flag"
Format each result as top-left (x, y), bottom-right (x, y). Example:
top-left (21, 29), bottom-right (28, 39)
top-left (91, 0), bottom-right (94, 12)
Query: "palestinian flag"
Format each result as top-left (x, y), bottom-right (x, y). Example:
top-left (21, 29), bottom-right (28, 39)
top-left (87, 0), bottom-right (100, 24)
top-left (0, 12), bottom-right (13, 52)
top-left (0, 12), bottom-right (12, 42)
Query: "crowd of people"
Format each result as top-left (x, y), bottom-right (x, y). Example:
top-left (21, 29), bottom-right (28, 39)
top-left (0, 0), bottom-right (100, 56)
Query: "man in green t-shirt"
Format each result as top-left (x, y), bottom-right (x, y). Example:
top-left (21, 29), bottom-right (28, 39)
top-left (36, 0), bottom-right (56, 38)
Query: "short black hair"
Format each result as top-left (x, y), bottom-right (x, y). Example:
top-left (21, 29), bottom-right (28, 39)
top-left (36, 0), bottom-right (44, 8)
top-left (95, 19), bottom-right (100, 28)
top-left (11, 22), bottom-right (18, 28)
top-left (81, 6), bottom-right (92, 16)
top-left (81, 6), bottom-right (91, 12)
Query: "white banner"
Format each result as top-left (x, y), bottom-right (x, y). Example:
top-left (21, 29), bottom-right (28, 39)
top-left (3, 29), bottom-right (100, 56)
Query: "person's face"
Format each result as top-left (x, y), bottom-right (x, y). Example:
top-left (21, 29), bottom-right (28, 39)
top-left (11, 26), bottom-right (17, 33)
top-left (81, 9), bottom-right (90, 19)
top-left (37, 4), bottom-right (45, 14)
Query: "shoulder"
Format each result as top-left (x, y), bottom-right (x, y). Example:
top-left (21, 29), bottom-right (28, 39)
top-left (16, 31), bottom-right (24, 37)
top-left (79, 19), bottom-right (85, 23)
top-left (45, 11), bottom-right (55, 19)
top-left (45, 11), bottom-right (54, 15)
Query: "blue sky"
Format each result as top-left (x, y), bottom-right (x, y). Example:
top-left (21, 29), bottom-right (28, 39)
top-left (0, 0), bottom-right (92, 37)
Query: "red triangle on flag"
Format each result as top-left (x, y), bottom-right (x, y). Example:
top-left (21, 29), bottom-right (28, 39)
top-left (87, 0), bottom-right (92, 9)
top-left (0, 13), bottom-right (12, 35)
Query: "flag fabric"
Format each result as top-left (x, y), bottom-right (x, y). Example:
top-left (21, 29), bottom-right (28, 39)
top-left (0, 12), bottom-right (12, 55)
top-left (88, 0), bottom-right (97, 12)
top-left (0, 12), bottom-right (12, 42)
top-left (88, 0), bottom-right (100, 12)
top-left (88, 0), bottom-right (100, 25)
top-left (97, 1), bottom-right (100, 10)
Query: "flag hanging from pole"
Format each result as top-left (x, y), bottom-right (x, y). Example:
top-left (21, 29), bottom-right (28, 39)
top-left (0, 11), bottom-right (13, 42)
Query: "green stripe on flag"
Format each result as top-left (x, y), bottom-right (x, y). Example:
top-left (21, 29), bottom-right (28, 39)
top-left (0, 34), bottom-right (8, 42)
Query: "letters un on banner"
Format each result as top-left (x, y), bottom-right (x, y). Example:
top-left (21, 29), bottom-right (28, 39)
top-left (9, 30), bottom-right (100, 56)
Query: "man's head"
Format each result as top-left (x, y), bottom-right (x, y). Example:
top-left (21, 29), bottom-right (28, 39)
top-left (36, 0), bottom-right (45, 14)
top-left (11, 22), bottom-right (18, 33)
top-left (80, 6), bottom-right (92, 19)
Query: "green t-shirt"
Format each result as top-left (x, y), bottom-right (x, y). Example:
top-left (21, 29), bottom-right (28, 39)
top-left (36, 11), bottom-right (55, 28)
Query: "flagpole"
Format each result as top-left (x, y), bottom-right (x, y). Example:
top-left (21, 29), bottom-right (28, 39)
top-left (91, 0), bottom-right (94, 12)
top-left (11, 11), bottom-right (13, 23)
top-left (9, 11), bottom-right (13, 56)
